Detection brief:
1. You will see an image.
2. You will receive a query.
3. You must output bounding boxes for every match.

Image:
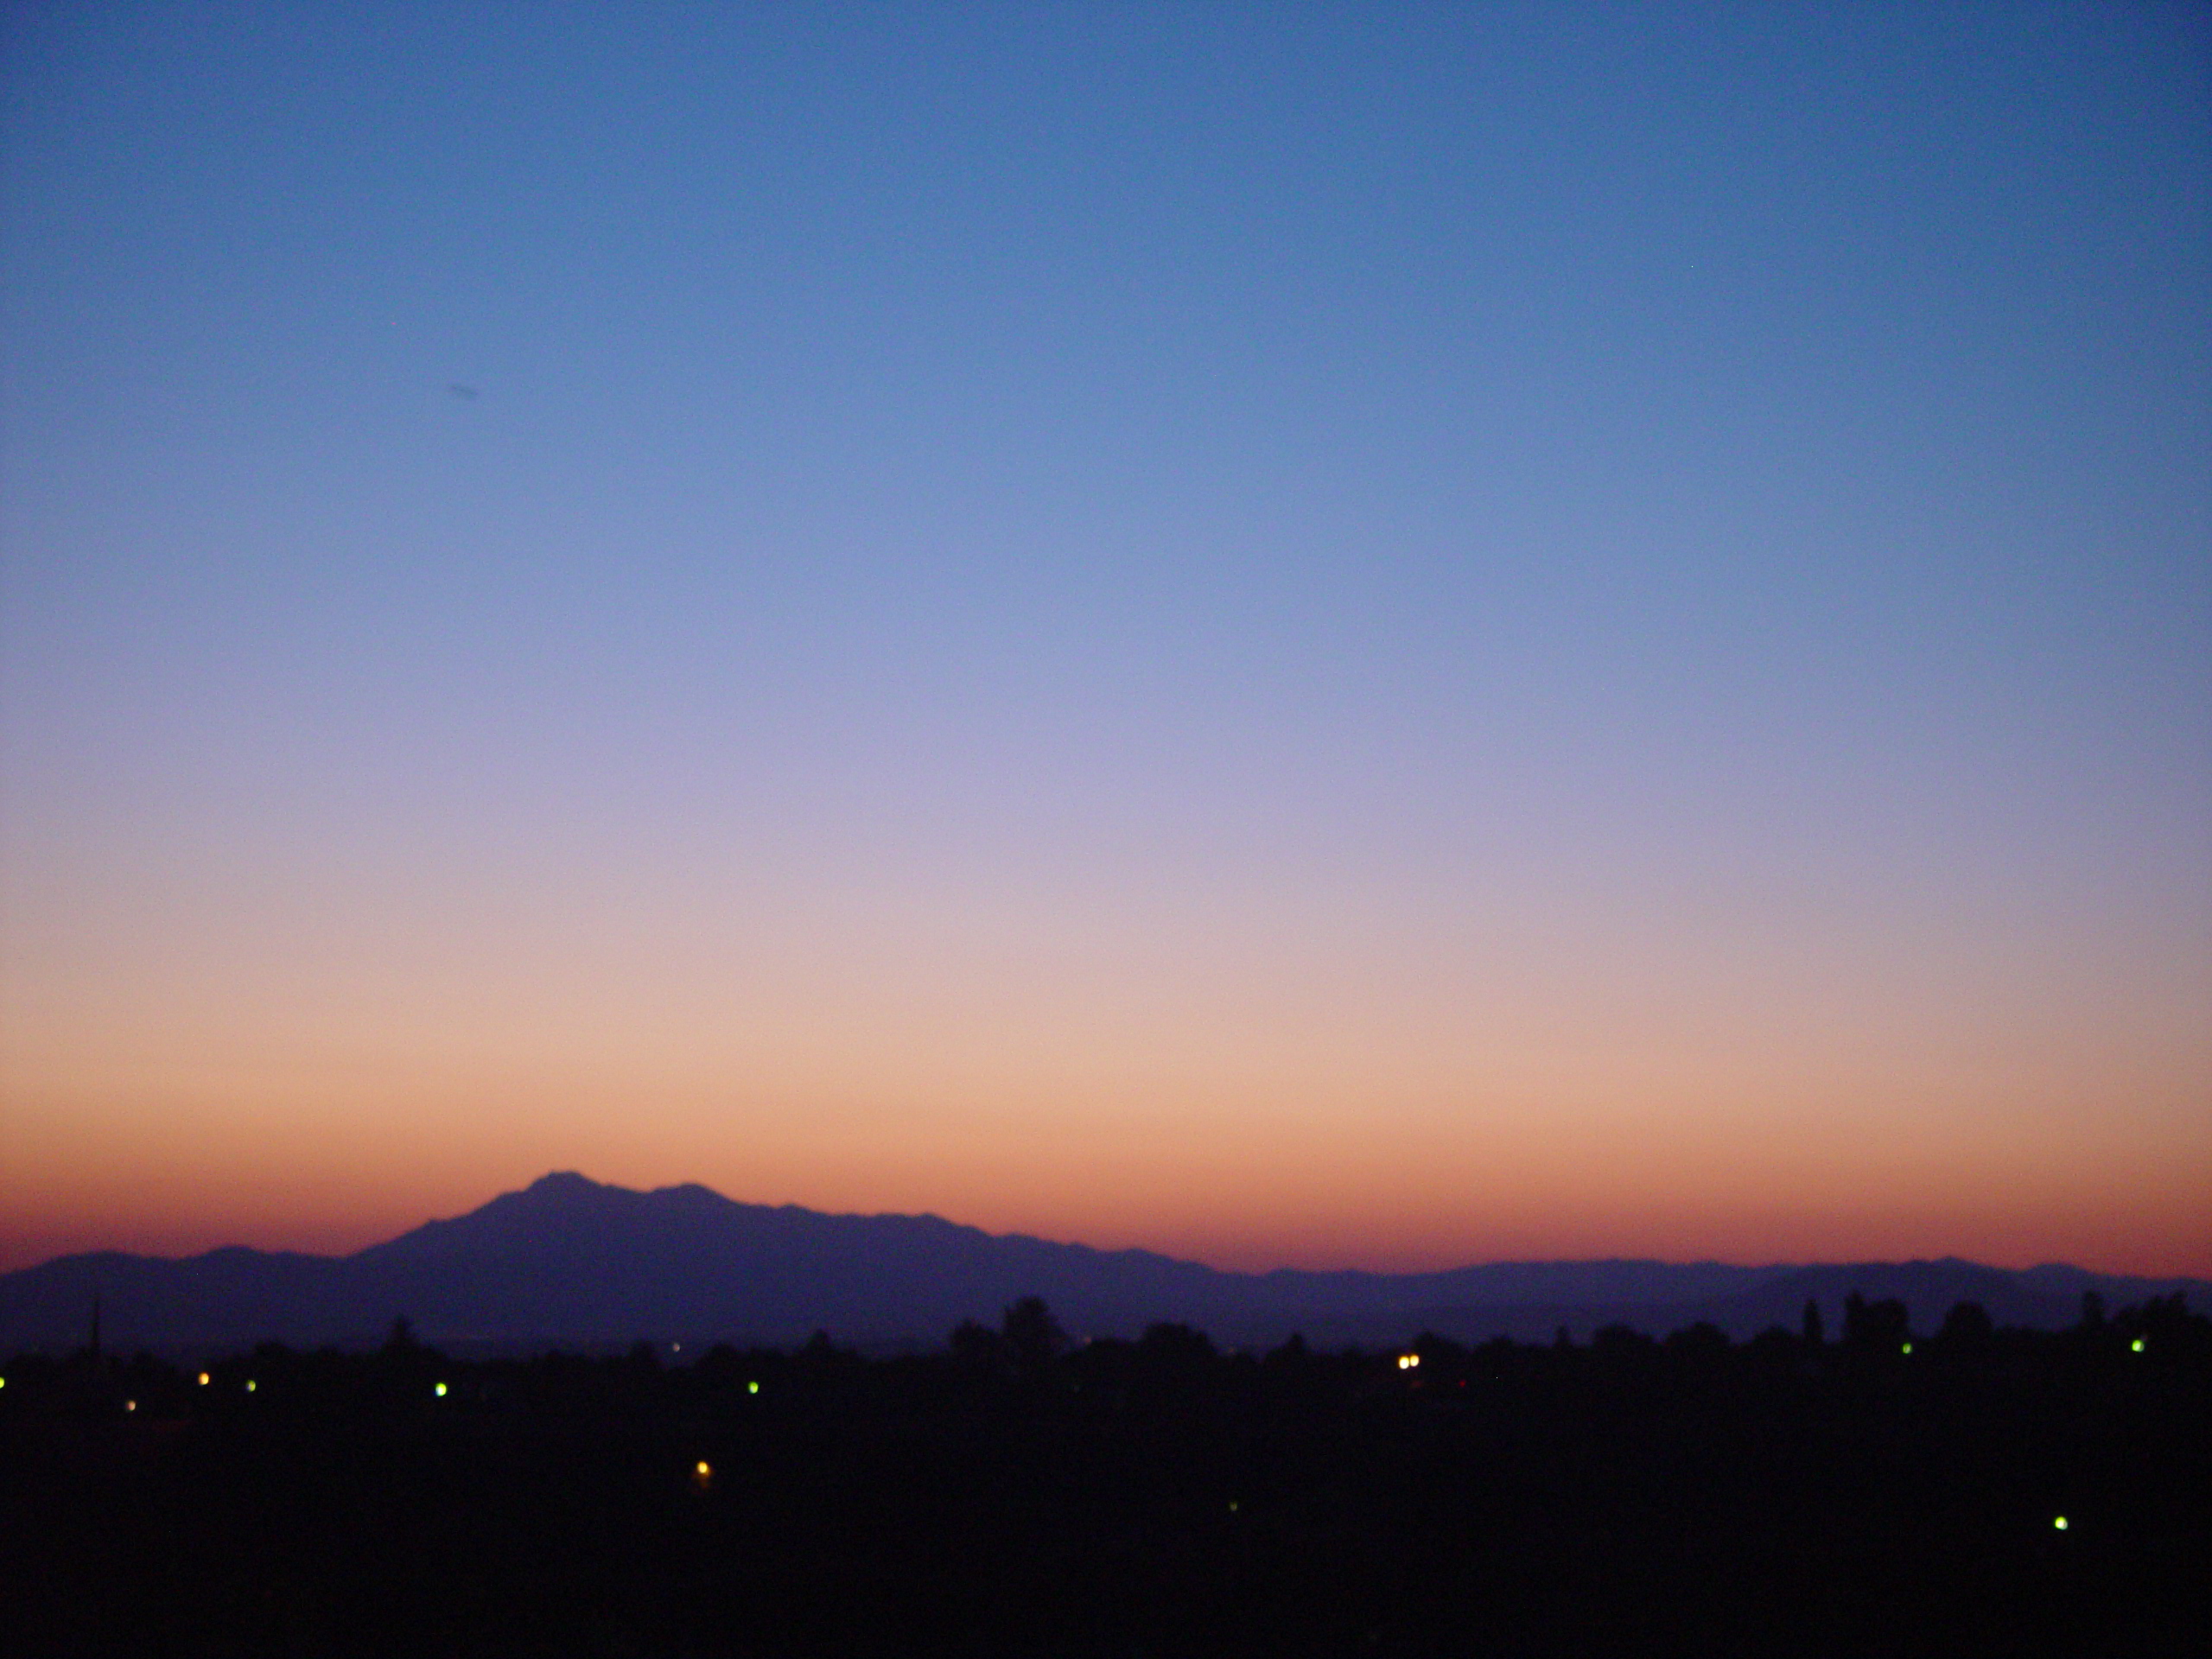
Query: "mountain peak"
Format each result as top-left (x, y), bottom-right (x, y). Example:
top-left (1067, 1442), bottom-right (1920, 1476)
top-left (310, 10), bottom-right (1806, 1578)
top-left (526, 1171), bottom-right (604, 1195)
top-left (7, 1173), bottom-right (2201, 1353)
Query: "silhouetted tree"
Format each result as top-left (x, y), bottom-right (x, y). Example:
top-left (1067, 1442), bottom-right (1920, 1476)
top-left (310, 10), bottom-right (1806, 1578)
top-left (949, 1319), bottom-right (1004, 1369)
top-left (2124, 1292), bottom-right (2212, 1361)
top-left (1001, 1297), bottom-right (1067, 1370)
top-left (1664, 1321), bottom-right (1729, 1362)
top-left (1137, 1322), bottom-right (1216, 1373)
top-left (383, 1315), bottom-right (420, 1356)
top-left (1802, 1298), bottom-right (1824, 1348)
top-left (1747, 1325), bottom-right (1797, 1367)
top-left (1843, 1293), bottom-right (1909, 1352)
top-left (694, 1343), bottom-right (744, 1383)
top-left (1938, 1300), bottom-right (1993, 1350)
top-left (1592, 1324), bottom-right (1656, 1362)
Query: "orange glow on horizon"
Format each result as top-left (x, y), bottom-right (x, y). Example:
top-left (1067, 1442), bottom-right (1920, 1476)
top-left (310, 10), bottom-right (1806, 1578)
top-left (4, 819), bottom-right (2207, 1279)
top-left (4, 1111), bottom-right (2207, 1279)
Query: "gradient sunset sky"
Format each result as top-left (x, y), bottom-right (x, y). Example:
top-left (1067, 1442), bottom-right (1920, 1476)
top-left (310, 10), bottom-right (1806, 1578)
top-left (3, 3), bottom-right (2208, 1276)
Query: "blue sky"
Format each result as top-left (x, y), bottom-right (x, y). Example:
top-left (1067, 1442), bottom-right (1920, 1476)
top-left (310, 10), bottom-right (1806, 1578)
top-left (3, 3), bottom-right (2207, 1270)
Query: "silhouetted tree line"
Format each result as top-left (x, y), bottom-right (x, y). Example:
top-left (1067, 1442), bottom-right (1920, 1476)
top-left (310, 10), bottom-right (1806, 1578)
top-left (3, 1293), bottom-right (2206, 1656)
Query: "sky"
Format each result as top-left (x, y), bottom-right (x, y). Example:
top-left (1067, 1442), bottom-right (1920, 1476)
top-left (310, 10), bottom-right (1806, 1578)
top-left (3, 2), bottom-right (2208, 1277)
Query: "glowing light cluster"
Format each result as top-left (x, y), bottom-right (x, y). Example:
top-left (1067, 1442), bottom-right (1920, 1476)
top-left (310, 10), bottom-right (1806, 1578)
top-left (1396, 1354), bottom-right (1421, 1370)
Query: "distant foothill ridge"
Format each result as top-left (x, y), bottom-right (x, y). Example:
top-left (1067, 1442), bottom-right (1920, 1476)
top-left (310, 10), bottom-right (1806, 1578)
top-left (2, 1172), bottom-right (2200, 1353)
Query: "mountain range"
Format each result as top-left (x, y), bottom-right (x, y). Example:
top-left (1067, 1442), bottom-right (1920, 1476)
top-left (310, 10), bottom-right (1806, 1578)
top-left (3, 1172), bottom-right (2202, 1355)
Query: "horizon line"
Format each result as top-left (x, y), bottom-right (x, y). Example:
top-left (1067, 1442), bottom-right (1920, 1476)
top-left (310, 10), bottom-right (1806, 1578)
top-left (7, 1169), bottom-right (2207, 1287)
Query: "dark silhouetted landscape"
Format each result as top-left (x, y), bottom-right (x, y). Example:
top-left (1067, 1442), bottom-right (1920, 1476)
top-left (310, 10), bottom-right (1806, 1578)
top-left (4, 1173), bottom-right (2203, 1356)
top-left (6, 1268), bottom-right (2207, 1655)
top-left (6, 1178), bottom-right (2210, 1654)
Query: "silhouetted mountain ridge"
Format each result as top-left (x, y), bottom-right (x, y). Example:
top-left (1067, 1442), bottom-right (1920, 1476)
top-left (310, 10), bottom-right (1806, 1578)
top-left (3, 1173), bottom-right (2201, 1351)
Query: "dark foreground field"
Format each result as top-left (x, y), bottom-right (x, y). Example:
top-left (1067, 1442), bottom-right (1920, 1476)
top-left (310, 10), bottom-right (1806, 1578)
top-left (5, 1296), bottom-right (2207, 1656)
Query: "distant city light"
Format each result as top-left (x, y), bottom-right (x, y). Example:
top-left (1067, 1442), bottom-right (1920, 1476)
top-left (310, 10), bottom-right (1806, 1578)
top-left (696, 1460), bottom-right (711, 1478)
top-left (1901, 1342), bottom-right (1913, 1355)
top-left (0, 1376), bottom-right (7, 1389)
top-left (671, 1343), bottom-right (682, 1353)
top-left (125, 1399), bottom-right (137, 1412)
top-left (198, 1372), bottom-right (211, 1386)
top-left (747, 1381), bottom-right (760, 1395)
top-left (2054, 1516), bottom-right (2069, 1531)
top-left (1397, 1354), bottom-right (1420, 1370)
top-left (2132, 1338), bottom-right (2145, 1353)
top-left (245, 1380), bottom-right (257, 1393)
top-left (434, 1382), bottom-right (448, 1397)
